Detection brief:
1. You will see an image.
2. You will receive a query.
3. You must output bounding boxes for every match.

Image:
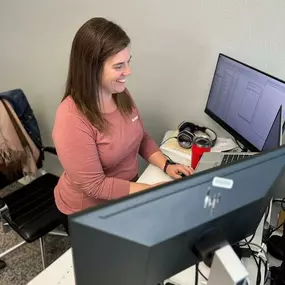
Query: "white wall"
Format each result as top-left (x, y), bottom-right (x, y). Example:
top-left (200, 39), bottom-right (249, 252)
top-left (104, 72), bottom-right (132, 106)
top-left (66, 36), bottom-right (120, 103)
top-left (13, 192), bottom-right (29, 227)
top-left (1, 0), bottom-right (285, 174)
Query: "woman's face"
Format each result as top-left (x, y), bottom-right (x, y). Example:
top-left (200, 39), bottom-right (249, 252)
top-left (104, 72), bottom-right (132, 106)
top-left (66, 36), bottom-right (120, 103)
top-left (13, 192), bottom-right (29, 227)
top-left (101, 47), bottom-right (132, 95)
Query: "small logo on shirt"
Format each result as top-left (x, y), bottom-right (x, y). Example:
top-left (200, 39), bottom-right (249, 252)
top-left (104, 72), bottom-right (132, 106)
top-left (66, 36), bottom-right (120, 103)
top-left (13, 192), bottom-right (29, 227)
top-left (132, 115), bottom-right (138, 122)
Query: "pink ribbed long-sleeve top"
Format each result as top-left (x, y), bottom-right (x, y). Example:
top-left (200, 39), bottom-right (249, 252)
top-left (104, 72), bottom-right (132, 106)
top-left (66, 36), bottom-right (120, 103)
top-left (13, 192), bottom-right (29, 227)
top-left (52, 96), bottom-right (160, 215)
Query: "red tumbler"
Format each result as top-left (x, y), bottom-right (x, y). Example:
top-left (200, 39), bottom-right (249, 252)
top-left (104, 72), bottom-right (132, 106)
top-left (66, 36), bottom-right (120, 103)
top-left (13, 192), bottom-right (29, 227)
top-left (191, 137), bottom-right (212, 169)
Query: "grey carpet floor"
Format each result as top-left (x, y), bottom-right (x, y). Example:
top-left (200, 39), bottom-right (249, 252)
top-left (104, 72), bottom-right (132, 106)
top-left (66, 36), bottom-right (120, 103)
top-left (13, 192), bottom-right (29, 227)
top-left (0, 182), bottom-right (71, 285)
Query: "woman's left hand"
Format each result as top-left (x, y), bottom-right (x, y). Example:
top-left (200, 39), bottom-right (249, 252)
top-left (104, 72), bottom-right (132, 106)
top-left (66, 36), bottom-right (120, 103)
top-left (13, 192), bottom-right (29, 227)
top-left (166, 164), bottom-right (194, 179)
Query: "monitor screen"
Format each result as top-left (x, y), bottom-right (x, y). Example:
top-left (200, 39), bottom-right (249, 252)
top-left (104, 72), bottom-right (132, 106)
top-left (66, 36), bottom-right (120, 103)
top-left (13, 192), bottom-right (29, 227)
top-left (205, 54), bottom-right (285, 152)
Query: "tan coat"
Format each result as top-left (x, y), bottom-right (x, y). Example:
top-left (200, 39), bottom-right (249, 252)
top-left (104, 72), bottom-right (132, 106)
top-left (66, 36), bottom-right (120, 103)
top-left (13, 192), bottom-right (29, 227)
top-left (0, 99), bottom-right (39, 181)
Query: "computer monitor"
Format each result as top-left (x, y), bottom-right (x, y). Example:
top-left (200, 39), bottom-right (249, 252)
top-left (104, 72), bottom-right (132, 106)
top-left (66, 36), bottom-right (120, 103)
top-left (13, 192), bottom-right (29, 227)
top-left (69, 145), bottom-right (285, 285)
top-left (205, 53), bottom-right (285, 152)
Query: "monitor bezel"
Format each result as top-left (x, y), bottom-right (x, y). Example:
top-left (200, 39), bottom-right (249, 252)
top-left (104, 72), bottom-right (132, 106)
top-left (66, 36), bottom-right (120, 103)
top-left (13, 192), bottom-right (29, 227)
top-left (204, 53), bottom-right (285, 152)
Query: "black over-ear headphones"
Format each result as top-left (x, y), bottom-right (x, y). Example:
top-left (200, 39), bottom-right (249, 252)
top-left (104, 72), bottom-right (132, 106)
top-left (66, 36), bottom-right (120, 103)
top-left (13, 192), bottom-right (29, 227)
top-left (177, 121), bottom-right (217, 149)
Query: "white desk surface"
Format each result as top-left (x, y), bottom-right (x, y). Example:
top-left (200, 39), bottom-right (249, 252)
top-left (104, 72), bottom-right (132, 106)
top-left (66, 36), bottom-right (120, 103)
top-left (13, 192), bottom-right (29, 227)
top-left (28, 131), bottom-right (268, 285)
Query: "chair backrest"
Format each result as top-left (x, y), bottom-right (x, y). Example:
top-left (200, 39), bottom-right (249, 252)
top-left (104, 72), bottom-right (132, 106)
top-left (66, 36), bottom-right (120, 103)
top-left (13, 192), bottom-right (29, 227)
top-left (0, 89), bottom-right (43, 150)
top-left (0, 90), bottom-right (44, 189)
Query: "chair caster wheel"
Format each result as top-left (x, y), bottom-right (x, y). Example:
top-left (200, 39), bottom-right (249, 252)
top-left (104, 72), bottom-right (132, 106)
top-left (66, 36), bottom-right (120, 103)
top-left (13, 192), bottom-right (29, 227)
top-left (0, 260), bottom-right (6, 269)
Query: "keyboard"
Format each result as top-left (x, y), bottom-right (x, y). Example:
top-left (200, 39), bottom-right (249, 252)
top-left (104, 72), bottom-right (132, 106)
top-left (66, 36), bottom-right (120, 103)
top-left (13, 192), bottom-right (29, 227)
top-left (221, 154), bottom-right (251, 165)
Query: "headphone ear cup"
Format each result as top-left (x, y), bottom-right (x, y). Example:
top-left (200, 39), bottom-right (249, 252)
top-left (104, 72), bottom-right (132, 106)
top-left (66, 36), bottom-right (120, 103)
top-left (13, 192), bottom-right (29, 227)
top-left (205, 128), bottom-right (217, 147)
top-left (178, 121), bottom-right (187, 132)
top-left (177, 130), bottom-right (194, 149)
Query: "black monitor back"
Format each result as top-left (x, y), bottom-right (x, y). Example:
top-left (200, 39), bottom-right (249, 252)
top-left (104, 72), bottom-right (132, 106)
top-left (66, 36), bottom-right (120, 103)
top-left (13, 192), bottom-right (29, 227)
top-left (69, 145), bottom-right (285, 285)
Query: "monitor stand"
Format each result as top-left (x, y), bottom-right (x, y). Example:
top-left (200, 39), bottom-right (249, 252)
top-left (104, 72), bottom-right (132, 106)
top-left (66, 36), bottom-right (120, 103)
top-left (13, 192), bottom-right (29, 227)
top-left (164, 229), bottom-right (249, 285)
top-left (207, 244), bottom-right (249, 285)
top-left (162, 245), bottom-right (248, 285)
top-left (193, 229), bottom-right (249, 285)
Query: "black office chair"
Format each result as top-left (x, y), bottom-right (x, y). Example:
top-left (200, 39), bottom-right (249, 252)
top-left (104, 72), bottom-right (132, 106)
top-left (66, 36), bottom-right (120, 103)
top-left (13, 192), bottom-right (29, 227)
top-left (0, 95), bottom-right (66, 270)
top-left (0, 145), bottom-right (67, 270)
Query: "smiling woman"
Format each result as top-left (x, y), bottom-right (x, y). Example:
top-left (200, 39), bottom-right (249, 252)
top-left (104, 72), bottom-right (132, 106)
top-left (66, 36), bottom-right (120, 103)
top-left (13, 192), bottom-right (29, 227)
top-left (51, 17), bottom-right (192, 234)
top-left (61, 17), bottom-right (134, 131)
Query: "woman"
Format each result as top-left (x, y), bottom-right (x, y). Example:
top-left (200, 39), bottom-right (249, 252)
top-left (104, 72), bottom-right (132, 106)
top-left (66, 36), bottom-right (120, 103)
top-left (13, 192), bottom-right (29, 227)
top-left (52, 17), bottom-right (193, 232)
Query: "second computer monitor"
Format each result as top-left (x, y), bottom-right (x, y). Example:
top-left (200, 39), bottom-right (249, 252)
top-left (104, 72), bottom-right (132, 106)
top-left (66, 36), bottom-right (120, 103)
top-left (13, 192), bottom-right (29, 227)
top-left (69, 145), bottom-right (285, 285)
top-left (205, 54), bottom-right (285, 152)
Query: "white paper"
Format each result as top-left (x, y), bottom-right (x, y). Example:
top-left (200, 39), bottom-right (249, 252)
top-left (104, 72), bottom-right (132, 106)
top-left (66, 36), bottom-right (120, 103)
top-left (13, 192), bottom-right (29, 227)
top-left (211, 137), bottom-right (237, 152)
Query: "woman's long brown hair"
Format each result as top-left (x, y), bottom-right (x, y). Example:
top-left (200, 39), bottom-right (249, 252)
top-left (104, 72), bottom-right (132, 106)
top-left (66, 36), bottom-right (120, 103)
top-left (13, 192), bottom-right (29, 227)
top-left (62, 17), bottom-right (134, 131)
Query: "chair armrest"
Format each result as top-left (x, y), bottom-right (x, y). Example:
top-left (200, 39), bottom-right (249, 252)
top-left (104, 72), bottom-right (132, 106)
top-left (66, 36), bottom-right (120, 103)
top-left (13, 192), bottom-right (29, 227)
top-left (0, 198), bottom-right (5, 210)
top-left (42, 147), bottom-right (57, 155)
